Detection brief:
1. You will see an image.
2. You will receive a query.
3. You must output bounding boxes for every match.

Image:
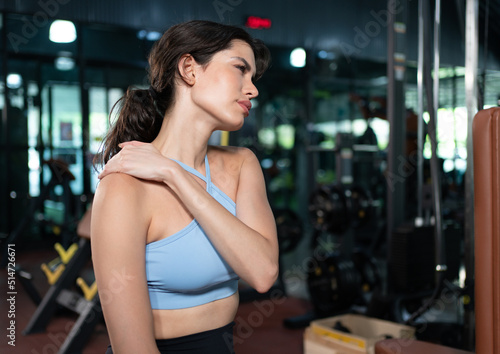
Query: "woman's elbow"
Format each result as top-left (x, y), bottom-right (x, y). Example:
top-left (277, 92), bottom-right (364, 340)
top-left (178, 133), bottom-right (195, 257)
top-left (253, 262), bottom-right (279, 294)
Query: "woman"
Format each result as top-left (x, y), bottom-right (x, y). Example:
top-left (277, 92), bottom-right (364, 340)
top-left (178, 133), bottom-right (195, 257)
top-left (91, 20), bottom-right (278, 354)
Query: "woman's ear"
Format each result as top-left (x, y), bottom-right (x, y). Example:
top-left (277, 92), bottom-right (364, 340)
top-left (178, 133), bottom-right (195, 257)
top-left (178, 54), bottom-right (196, 86)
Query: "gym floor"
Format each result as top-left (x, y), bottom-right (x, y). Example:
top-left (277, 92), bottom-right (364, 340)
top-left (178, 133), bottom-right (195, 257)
top-left (1, 246), bottom-right (311, 354)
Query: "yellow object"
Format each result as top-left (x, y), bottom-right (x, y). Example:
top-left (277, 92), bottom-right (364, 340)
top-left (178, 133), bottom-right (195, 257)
top-left (304, 314), bottom-right (416, 354)
top-left (220, 131), bottom-right (230, 146)
top-left (54, 242), bottom-right (78, 264)
top-left (47, 256), bottom-right (62, 269)
top-left (41, 263), bottom-right (66, 285)
top-left (311, 324), bottom-right (366, 349)
top-left (76, 277), bottom-right (98, 301)
top-left (463, 294), bottom-right (471, 305)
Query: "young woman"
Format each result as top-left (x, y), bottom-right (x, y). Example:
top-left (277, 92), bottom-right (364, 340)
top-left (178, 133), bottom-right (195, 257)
top-left (90, 20), bottom-right (278, 354)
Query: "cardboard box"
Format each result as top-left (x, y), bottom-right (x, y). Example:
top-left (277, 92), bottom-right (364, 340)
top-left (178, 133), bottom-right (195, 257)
top-left (303, 314), bottom-right (415, 354)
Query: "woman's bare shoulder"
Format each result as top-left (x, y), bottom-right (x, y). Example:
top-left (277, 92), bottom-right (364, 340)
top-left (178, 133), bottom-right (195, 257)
top-left (208, 145), bottom-right (256, 163)
top-left (91, 173), bottom-right (151, 242)
top-left (94, 173), bottom-right (147, 207)
top-left (96, 172), bottom-right (145, 191)
top-left (207, 146), bottom-right (258, 198)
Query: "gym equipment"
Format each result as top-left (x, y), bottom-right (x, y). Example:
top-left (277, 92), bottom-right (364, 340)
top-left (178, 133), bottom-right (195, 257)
top-left (54, 242), bottom-right (79, 264)
top-left (473, 107), bottom-right (500, 353)
top-left (23, 235), bottom-right (94, 335)
top-left (76, 278), bottom-right (98, 301)
top-left (15, 265), bottom-right (42, 306)
top-left (308, 184), bottom-right (373, 235)
top-left (285, 137), bottom-right (381, 327)
top-left (389, 0), bottom-right (453, 329)
top-left (22, 205), bottom-right (103, 354)
top-left (352, 250), bottom-right (382, 294)
top-left (389, 223), bottom-right (461, 294)
top-left (39, 242), bottom-right (79, 285)
top-left (307, 253), bottom-right (361, 316)
top-left (307, 250), bottom-right (381, 318)
top-left (346, 186), bottom-right (373, 229)
top-left (40, 262), bottom-right (66, 285)
top-left (274, 208), bottom-right (303, 253)
top-left (1, 159), bottom-right (77, 266)
top-left (308, 184), bottom-right (349, 235)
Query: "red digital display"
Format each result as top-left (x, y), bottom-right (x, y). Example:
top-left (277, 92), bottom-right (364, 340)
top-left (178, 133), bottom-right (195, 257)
top-left (245, 16), bottom-right (272, 29)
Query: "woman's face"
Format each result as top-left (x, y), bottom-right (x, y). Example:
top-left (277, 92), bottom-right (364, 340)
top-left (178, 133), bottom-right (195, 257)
top-left (190, 39), bottom-right (259, 131)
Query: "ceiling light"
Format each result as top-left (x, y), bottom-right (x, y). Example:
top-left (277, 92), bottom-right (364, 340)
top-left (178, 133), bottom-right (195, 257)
top-left (7, 73), bottom-right (22, 89)
top-left (137, 30), bottom-right (162, 41)
top-left (50, 20), bottom-right (77, 43)
top-left (137, 30), bottom-right (147, 40)
top-left (55, 56), bottom-right (75, 71)
top-left (146, 31), bottom-right (161, 41)
top-left (290, 47), bottom-right (306, 68)
top-left (318, 50), bottom-right (336, 60)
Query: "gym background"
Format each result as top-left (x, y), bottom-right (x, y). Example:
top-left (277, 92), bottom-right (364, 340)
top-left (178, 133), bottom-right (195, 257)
top-left (0, 0), bottom-right (498, 353)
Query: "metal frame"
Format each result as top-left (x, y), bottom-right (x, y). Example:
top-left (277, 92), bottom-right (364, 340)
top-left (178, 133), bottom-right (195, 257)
top-left (464, 0), bottom-right (479, 349)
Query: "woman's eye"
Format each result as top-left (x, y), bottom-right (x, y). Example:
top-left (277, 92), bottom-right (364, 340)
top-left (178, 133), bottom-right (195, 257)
top-left (236, 65), bottom-right (246, 73)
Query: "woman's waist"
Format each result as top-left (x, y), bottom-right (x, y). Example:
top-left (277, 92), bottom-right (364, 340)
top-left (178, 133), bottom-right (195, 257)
top-left (152, 292), bottom-right (239, 339)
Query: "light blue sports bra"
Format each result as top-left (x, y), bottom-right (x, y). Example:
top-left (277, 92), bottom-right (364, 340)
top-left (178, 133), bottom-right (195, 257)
top-left (145, 155), bottom-right (239, 310)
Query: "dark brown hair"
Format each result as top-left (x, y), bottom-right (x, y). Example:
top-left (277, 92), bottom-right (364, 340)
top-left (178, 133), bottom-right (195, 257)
top-left (94, 20), bottom-right (270, 166)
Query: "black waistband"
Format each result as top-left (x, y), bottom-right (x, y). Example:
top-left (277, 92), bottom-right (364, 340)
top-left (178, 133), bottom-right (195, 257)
top-left (156, 321), bottom-right (235, 344)
top-left (155, 322), bottom-right (235, 353)
top-left (106, 322), bottom-right (236, 354)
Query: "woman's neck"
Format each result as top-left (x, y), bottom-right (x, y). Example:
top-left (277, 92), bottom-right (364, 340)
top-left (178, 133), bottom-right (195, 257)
top-left (151, 109), bottom-right (213, 169)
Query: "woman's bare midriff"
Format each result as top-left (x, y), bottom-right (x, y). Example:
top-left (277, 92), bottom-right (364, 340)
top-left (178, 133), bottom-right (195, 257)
top-left (152, 292), bottom-right (239, 339)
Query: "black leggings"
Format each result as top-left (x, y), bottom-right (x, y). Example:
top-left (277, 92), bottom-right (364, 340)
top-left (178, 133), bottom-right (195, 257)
top-left (105, 322), bottom-right (235, 354)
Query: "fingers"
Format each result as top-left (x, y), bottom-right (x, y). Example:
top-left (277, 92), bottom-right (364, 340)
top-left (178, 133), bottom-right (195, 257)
top-left (119, 141), bottom-right (145, 148)
top-left (98, 153), bottom-right (122, 179)
top-left (97, 142), bottom-right (163, 180)
top-left (98, 163), bottom-right (115, 179)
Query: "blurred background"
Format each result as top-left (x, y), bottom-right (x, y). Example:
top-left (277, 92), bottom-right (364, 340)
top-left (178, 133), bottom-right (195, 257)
top-left (0, 0), bottom-right (498, 353)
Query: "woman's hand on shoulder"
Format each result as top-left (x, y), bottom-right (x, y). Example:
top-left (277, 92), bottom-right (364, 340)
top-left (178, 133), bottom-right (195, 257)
top-left (98, 141), bottom-right (176, 183)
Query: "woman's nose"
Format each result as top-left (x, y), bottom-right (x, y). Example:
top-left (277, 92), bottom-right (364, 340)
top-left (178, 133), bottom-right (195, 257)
top-left (245, 80), bottom-right (259, 99)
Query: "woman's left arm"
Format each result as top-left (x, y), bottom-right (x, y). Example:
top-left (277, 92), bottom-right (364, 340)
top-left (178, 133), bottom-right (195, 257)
top-left (172, 148), bottom-right (279, 292)
top-left (99, 143), bottom-right (279, 293)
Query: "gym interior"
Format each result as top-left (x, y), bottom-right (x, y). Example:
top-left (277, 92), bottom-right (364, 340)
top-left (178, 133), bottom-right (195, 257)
top-left (0, 1), bottom-right (499, 353)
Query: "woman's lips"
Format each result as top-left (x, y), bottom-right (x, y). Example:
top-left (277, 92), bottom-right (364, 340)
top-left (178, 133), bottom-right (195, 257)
top-left (238, 101), bottom-right (252, 116)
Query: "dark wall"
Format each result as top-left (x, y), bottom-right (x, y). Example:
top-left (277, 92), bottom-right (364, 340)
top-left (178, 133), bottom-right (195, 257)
top-left (2, 0), bottom-right (496, 68)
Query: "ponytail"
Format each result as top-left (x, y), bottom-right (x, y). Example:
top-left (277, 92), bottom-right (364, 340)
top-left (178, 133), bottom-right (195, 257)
top-left (93, 87), bottom-right (164, 167)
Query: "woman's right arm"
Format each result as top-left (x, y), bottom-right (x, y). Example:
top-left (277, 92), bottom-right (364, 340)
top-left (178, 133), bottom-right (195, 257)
top-left (91, 173), bottom-right (159, 354)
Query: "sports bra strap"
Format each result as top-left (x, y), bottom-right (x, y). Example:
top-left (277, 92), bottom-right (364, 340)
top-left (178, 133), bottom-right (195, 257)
top-left (169, 155), bottom-right (212, 192)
